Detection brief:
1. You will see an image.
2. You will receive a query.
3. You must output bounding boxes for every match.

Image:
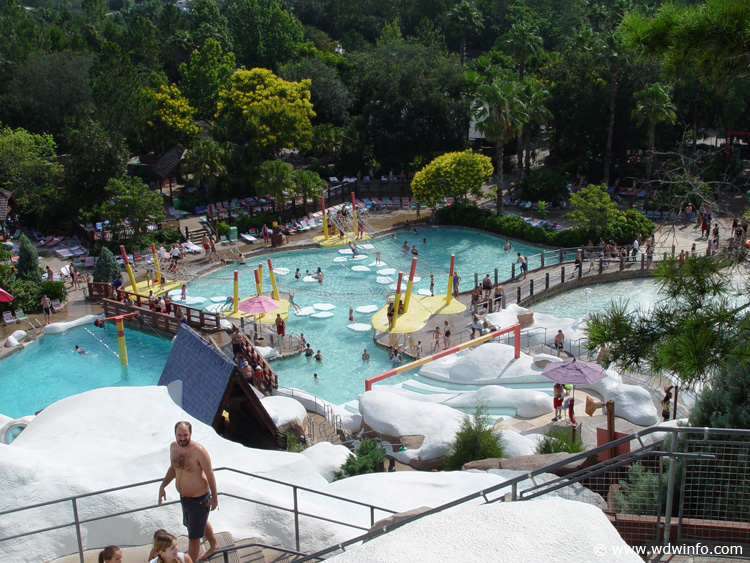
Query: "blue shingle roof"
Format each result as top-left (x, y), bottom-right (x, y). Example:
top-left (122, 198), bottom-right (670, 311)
top-left (158, 325), bottom-right (235, 426)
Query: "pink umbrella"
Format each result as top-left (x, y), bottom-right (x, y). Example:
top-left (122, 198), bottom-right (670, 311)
top-left (0, 287), bottom-right (13, 302)
top-left (237, 295), bottom-right (281, 315)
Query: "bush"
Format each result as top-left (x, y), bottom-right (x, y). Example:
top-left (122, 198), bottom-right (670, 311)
top-left (216, 221), bottom-right (230, 238)
top-left (614, 462), bottom-right (665, 516)
top-left (333, 438), bottom-right (384, 480)
top-left (16, 234), bottom-right (42, 283)
top-left (93, 247), bottom-right (121, 283)
top-left (0, 264), bottom-right (66, 314)
top-left (534, 426), bottom-right (585, 455)
top-left (285, 432), bottom-right (307, 453)
top-left (233, 213), bottom-right (277, 234)
top-left (443, 403), bottom-right (504, 471)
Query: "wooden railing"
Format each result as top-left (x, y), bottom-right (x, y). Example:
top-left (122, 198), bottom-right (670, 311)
top-left (86, 282), bottom-right (114, 302)
top-left (103, 295), bottom-right (222, 334)
top-left (114, 289), bottom-right (222, 331)
top-left (236, 332), bottom-right (279, 392)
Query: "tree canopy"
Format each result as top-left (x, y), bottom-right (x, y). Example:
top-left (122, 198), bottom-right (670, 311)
top-left (411, 150), bottom-right (493, 207)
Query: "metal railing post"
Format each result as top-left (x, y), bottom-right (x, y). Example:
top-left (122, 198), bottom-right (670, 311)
top-left (558, 248), bottom-right (563, 263)
top-left (529, 279), bottom-right (534, 296)
top-left (599, 258), bottom-right (603, 274)
top-left (619, 255), bottom-right (625, 271)
top-left (641, 254), bottom-right (645, 270)
top-left (474, 273), bottom-right (478, 289)
top-left (511, 263), bottom-right (516, 279)
top-left (540, 252), bottom-right (545, 268)
top-left (662, 432), bottom-right (678, 547)
top-left (494, 268), bottom-right (498, 285)
top-left (72, 499), bottom-right (84, 563)
top-left (293, 486), bottom-right (301, 551)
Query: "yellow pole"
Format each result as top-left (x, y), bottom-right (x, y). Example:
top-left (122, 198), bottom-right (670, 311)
top-left (321, 196), bottom-right (329, 240)
top-left (116, 316), bottom-right (128, 366)
top-left (150, 244), bottom-right (162, 285)
top-left (446, 254), bottom-right (455, 306)
top-left (393, 272), bottom-right (403, 327)
top-left (257, 263), bottom-right (263, 293)
top-left (233, 270), bottom-right (239, 313)
top-left (403, 257), bottom-right (417, 312)
top-left (120, 246), bottom-right (138, 293)
top-left (267, 258), bottom-right (280, 301)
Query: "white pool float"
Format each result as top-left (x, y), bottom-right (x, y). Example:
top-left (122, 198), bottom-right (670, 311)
top-left (314, 303), bottom-right (336, 311)
top-left (183, 296), bottom-right (206, 305)
top-left (351, 265), bottom-right (370, 272)
top-left (376, 276), bottom-right (392, 284)
top-left (303, 276), bottom-right (318, 282)
top-left (389, 283), bottom-right (408, 291)
top-left (295, 306), bottom-right (316, 316)
top-left (360, 243), bottom-right (375, 250)
top-left (349, 255), bottom-right (368, 261)
top-left (333, 256), bottom-right (349, 262)
top-left (378, 268), bottom-right (397, 275)
top-left (311, 312), bottom-right (334, 319)
top-left (417, 288), bottom-right (433, 296)
top-left (210, 296), bottom-right (228, 303)
top-left (347, 323), bottom-right (372, 332)
top-left (338, 248), bottom-right (353, 255)
top-left (274, 267), bottom-right (290, 275)
top-left (355, 304), bottom-right (379, 314)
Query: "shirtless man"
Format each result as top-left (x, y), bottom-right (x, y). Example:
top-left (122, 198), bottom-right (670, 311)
top-left (554, 330), bottom-right (565, 357)
top-left (158, 421), bottom-right (219, 562)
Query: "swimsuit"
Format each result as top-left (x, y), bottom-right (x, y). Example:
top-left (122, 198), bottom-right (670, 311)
top-left (180, 492), bottom-right (211, 540)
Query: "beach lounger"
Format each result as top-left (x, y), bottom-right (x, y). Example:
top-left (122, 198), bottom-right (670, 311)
top-left (50, 299), bottom-right (63, 312)
top-left (3, 311), bottom-right (15, 326)
top-left (183, 241), bottom-right (202, 253)
top-left (240, 233), bottom-right (258, 244)
top-left (84, 256), bottom-right (96, 268)
top-left (37, 236), bottom-right (54, 246)
top-left (14, 308), bottom-right (29, 322)
top-left (220, 235), bottom-right (229, 244)
top-left (228, 230), bottom-right (238, 243)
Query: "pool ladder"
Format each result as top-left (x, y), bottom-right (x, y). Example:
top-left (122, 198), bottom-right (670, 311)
top-left (26, 319), bottom-right (43, 336)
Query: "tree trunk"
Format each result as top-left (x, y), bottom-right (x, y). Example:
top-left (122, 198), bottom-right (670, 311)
top-left (496, 142), bottom-right (504, 215)
top-left (692, 79), bottom-right (701, 154)
top-left (524, 123), bottom-right (532, 175)
top-left (461, 32), bottom-right (466, 65)
top-left (603, 64), bottom-right (619, 186)
top-left (647, 126), bottom-right (655, 181)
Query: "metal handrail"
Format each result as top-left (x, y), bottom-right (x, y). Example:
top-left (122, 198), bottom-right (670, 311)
top-left (291, 425), bottom-right (750, 562)
top-left (0, 466), bottom-right (396, 562)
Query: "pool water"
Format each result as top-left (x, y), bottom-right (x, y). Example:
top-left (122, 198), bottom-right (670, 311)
top-left (531, 278), bottom-right (661, 319)
top-left (0, 326), bottom-right (172, 418)
top-left (185, 228), bottom-right (545, 405)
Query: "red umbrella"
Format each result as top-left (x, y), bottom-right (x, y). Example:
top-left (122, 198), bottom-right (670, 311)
top-left (237, 295), bottom-right (281, 315)
top-left (0, 287), bottom-right (13, 302)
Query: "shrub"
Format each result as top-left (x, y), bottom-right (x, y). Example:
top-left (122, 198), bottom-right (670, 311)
top-left (333, 438), bottom-right (384, 480)
top-left (614, 462), bottom-right (665, 516)
top-left (0, 264), bottom-right (66, 314)
top-left (93, 247), bottom-right (121, 283)
top-left (286, 432), bottom-right (307, 453)
top-left (517, 168), bottom-right (568, 202)
top-left (443, 403), bottom-right (504, 471)
top-left (216, 221), bottom-right (230, 238)
top-left (16, 234), bottom-right (42, 283)
top-left (534, 426), bottom-right (585, 455)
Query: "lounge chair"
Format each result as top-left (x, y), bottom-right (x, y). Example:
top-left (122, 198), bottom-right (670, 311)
top-left (228, 230), bottom-right (238, 243)
top-left (240, 233), bottom-right (258, 244)
top-left (14, 308), bottom-right (28, 322)
top-left (3, 311), bottom-right (16, 326)
top-left (220, 235), bottom-right (229, 244)
top-left (84, 256), bottom-right (96, 268)
top-left (50, 299), bottom-right (63, 312)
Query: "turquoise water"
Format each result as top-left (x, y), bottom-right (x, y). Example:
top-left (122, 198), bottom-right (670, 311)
top-left (0, 326), bottom-right (172, 418)
top-left (531, 278), bottom-right (661, 319)
top-left (185, 228), bottom-right (546, 405)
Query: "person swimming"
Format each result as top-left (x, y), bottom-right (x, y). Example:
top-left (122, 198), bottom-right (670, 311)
top-left (74, 345), bottom-right (86, 355)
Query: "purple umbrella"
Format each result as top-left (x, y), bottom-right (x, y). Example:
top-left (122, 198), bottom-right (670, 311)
top-left (542, 358), bottom-right (608, 386)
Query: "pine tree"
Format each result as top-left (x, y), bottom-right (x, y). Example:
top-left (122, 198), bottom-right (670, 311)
top-left (16, 234), bottom-right (41, 283)
top-left (93, 247), bottom-right (121, 283)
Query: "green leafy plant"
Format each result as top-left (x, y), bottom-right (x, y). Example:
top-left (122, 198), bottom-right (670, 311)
top-left (443, 402), bottom-right (504, 471)
top-left (333, 438), bottom-right (384, 480)
top-left (286, 431), bottom-right (307, 453)
top-left (16, 234), bottom-right (42, 283)
top-left (614, 462), bottom-right (665, 516)
top-left (534, 426), bottom-right (585, 455)
top-left (93, 247), bottom-right (121, 283)
top-left (537, 200), bottom-right (548, 219)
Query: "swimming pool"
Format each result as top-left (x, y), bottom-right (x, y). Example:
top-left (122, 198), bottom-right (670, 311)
top-left (531, 278), bottom-right (661, 320)
top-left (185, 228), bottom-right (547, 405)
top-left (0, 326), bottom-right (172, 418)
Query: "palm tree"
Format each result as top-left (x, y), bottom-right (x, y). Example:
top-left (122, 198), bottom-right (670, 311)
top-left (292, 169), bottom-right (327, 215)
top-left (503, 21), bottom-right (543, 172)
top-left (184, 139), bottom-right (230, 192)
top-left (473, 79), bottom-right (527, 214)
top-left (631, 83), bottom-right (677, 181)
top-left (519, 76), bottom-right (551, 176)
top-left (447, 0), bottom-right (484, 65)
top-left (257, 159), bottom-right (294, 214)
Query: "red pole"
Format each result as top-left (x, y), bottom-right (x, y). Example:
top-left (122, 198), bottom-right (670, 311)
top-left (514, 324), bottom-right (520, 358)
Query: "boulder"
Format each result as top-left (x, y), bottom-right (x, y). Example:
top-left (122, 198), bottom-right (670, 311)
top-left (517, 310), bottom-right (534, 328)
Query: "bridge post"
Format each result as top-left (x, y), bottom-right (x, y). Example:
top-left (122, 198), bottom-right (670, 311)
top-left (559, 248), bottom-right (563, 263)
top-left (561, 266), bottom-right (565, 283)
top-left (530, 279), bottom-right (534, 296)
top-left (545, 272), bottom-right (549, 290)
top-left (599, 258), bottom-right (603, 274)
top-left (641, 254), bottom-right (645, 270)
top-left (474, 272), bottom-right (478, 289)
top-left (541, 252), bottom-right (545, 268)
top-left (516, 286), bottom-right (521, 303)
top-left (578, 261), bottom-right (583, 279)
top-left (494, 268), bottom-right (498, 285)
top-left (620, 255), bottom-right (625, 271)
top-left (671, 245), bottom-right (675, 257)
top-left (511, 263), bottom-right (516, 279)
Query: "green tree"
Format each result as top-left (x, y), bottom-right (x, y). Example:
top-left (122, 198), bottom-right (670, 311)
top-left (185, 139), bottom-right (231, 192)
top-left (473, 78), bottom-right (527, 214)
top-left (291, 168), bottom-right (326, 215)
top-left (518, 75), bottom-right (551, 176)
top-left (280, 57), bottom-right (353, 126)
top-left (631, 83), bottom-right (677, 181)
top-left (410, 150), bottom-right (493, 208)
top-left (190, 0), bottom-right (233, 53)
top-left (215, 68), bottom-right (315, 161)
top-left (535, 426), bottom-right (584, 454)
top-left (256, 159), bottom-right (294, 213)
top-left (447, 0), bottom-right (484, 65)
top-left (96, 176), bottom-right (166, 240)
top-left (443, 403), bottom-right (504, 471)
top-left (179, 38), bottom-right (236, 120)
top-left (16, 234), bottom-right (42, 283)
top-left (0, 126), bottom-right (63, 220)
top-left (585, 256), bottom-right (746, 389)
top-left (224, 0), bottom-right (303, 71)
top-left (93, 247), bottom-right (121, 283)
top-left (333, 438), bottom-right (384, 480)
top-left (569, 184), bottom-right (619, 236)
